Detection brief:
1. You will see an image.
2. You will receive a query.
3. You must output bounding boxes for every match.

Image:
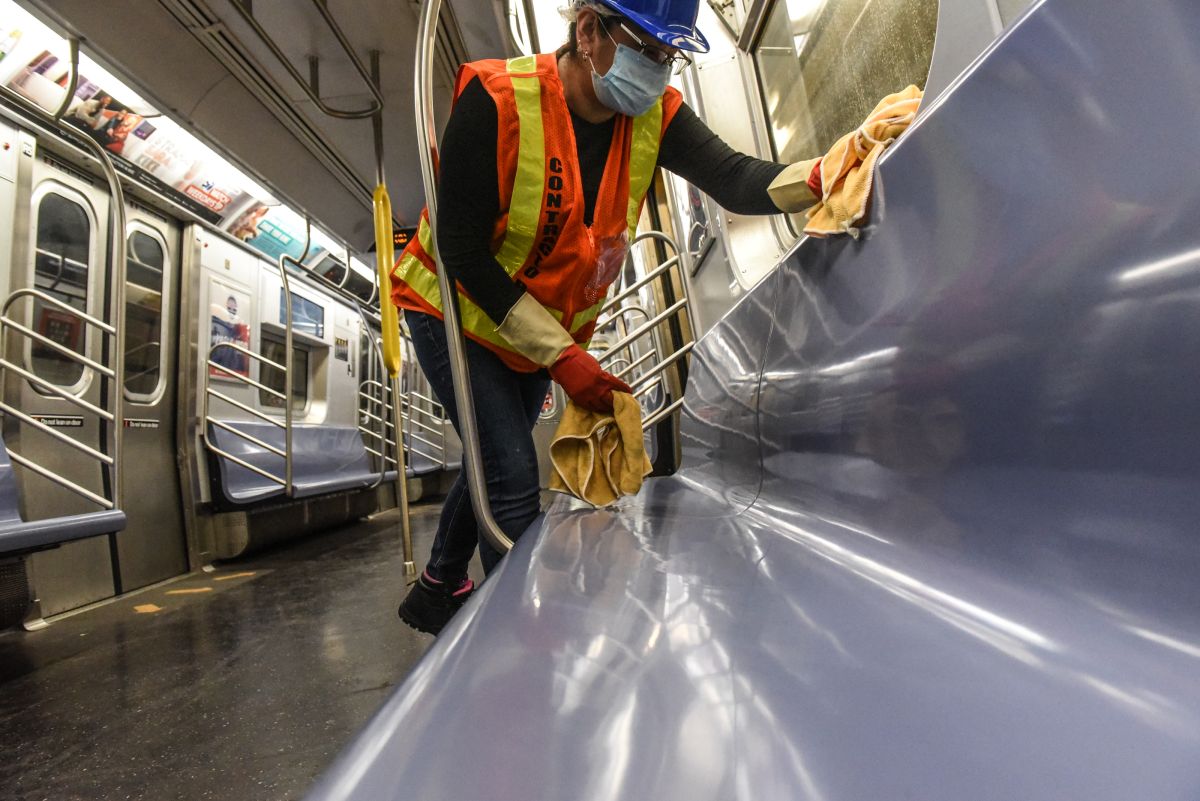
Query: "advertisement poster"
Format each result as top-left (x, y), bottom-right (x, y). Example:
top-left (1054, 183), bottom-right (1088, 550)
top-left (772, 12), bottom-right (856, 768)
top-left (2, 30), bottom-right (270, 228)
top-left (233, 205), bottom-right (325, 264)
top-left (0, 9), bottom-right (348, 276)
top-left (208, 279), bottom-right (252, 380)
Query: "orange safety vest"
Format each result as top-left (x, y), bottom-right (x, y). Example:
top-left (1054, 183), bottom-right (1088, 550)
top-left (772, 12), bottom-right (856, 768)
top-left (391, 52), bottom-right (682, 372)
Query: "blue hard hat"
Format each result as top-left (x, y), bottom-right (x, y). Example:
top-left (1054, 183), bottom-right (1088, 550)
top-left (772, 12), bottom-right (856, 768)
top-left (595, 0), bottom-right (710, 53)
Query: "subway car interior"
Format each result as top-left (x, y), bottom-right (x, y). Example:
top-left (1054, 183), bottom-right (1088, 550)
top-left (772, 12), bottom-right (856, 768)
top-left (1, 0), bottom-right (1198, 798)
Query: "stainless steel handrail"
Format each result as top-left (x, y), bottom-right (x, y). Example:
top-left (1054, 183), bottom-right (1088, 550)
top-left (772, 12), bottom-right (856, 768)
top-left (394, 333), bottom-right (449, 463)
top-left (355, 307), bottom-right (414, 576)
top-left (225, 0), bottom-right (384, 120)
top-left (0, 294), bottom-right (121, 508)
top-left (626, 230), bottom-right (699, 340)
top-left (201, 342), bottom-right (289, 490)
top-left (416, 0), bottom-right (512, 554)
top-left (599, 298), bottom-right (688, 366)
top-left (589, 231), bottom-right (695, 434)
top-left (0, 38), bottom-right (127, 509)
top-left (354, 305), bottom-right (391, 490)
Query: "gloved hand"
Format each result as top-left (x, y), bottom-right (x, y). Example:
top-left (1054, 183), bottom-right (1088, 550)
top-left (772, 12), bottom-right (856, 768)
top-left (806, 158), bottom-right (823, 198)
top-left (767, 156), bottom-right (824, 212)
top-left (549, 344), bottom-right (631, 413)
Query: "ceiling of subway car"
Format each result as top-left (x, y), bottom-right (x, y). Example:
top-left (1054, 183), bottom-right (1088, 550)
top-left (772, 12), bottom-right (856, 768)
top-left (21, 0), bottom-right (517, 250)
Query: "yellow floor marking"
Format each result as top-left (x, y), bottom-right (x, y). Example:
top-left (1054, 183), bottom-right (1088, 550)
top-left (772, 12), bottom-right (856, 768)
top-left (134, 604), bottom-right (162, 614)
top-left (166, 587), bottom-right (213, 595)
top-left (214, 571), bottom-right (257, 581)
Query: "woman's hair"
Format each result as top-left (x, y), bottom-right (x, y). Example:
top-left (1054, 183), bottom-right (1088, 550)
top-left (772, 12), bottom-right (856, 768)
top-left (557, 0), bottom-right (615, 57)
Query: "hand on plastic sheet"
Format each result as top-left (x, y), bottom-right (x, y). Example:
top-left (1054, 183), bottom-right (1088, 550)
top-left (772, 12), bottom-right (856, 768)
top-left (548, 344), bottom-right (632, 414)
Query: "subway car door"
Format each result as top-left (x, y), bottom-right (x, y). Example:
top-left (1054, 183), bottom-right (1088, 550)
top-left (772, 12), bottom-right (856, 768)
top-left (116, 206), bottom-right (187, 590)
top-left (16, 154), bottom-right (114, 615)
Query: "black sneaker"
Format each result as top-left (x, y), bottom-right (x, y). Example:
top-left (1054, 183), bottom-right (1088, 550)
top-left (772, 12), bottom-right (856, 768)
top-left (398, 572), bottom-right (476, 635)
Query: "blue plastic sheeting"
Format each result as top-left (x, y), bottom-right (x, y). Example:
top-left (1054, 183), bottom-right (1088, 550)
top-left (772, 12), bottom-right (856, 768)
top-left (208, 422), bottom-right (387, 503)
top-left (306, 1), bottom-right (1200, 799)
top-left (0, 435), bottom-right (125, 555)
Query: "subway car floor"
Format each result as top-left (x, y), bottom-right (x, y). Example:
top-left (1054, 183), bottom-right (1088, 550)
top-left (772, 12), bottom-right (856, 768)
top-left (0, 499), bottom-right (470, 801)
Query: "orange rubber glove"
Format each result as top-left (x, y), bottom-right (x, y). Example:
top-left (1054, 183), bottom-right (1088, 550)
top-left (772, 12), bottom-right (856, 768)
top-left (549, 344), bottom-right (632, 414)
top-left (807, 157), bottom-right (823, 198)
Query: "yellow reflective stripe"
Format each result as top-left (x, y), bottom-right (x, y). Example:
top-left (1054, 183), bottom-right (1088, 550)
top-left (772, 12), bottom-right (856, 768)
top-left (570, 300), bottom-right (604, 333)
top-left (507, 54), bottom-right (537, 74)
top-left (626, 98), bottom-right (664, 236)
top-left (394, 221), bottom-right (512, 352)
top-left (494, 59), bottom-right (546, 276)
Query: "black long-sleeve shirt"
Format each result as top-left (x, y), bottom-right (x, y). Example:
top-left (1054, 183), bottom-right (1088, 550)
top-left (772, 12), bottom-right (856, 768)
top-left (435, 76), bottom-right (786, 324)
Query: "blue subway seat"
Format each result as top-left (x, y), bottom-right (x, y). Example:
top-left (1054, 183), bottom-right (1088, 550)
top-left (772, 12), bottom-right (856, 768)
top-left (0, 434), bottom-right (126, 556)
top-left (401, 434), bottom-right (442, 478)
top-left (207, 421), bottom-right (395, 504)
top-left (207, 422), bottom-right (450, 504)
top-left (305, 3), bottom-right (1200, 799)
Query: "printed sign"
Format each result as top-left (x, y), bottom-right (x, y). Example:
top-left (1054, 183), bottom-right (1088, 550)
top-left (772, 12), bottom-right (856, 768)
top-left (334, 336), bottom-right (349, 362)
top-left (208, 278), bottom-right (251, 379)
top-left (393, 227), bottom-right (417, 248)
top-left (240, 206), bottom-right (318, 262)
top-left (123, 418), bottom-right (159, 429)
top-left (31, 414), bottom-right (83, 428)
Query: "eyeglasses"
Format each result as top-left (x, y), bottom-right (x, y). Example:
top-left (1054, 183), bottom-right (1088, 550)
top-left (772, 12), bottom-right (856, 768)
top-left (600, 16), bottom-right (693, 75)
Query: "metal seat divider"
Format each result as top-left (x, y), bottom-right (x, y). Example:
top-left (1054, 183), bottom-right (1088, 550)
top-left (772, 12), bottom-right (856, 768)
top-left (592, 231), bottom-right (695, 434)
top-left (354, 305), bottom-right (392, 490)
top-left (200, 219), bottom-right (306, 493)
top-left (0, 38), bottom-right (127, 512)
top-left (397, 330), bottom-right (448, 466)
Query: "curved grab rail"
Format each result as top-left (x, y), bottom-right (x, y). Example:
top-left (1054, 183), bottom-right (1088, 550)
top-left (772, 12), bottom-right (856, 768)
top-left (354, 307), bottom-right (391, 492)
top-left (0, 290), bottom-right (123, 509)
top-left (0, 38), bottom-right (127, 508)
top-left (415, 0), bottom-right (513, 555)
top-left (592, 230), bottom-right (695, 435)
top-left (200, 247), bottom-right (300, 495)
top-left (224, 0), bottom-right (383, 120)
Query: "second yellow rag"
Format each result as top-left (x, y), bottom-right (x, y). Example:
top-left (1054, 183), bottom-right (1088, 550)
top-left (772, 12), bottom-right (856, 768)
top-left (548, 393), bottom-right (652, 508)
top-left (804, 85), bottom-right (923, 238)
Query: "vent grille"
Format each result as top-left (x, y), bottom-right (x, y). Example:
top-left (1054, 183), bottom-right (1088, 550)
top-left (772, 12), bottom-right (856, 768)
top-left (0, 559), bottom-right (31, 630)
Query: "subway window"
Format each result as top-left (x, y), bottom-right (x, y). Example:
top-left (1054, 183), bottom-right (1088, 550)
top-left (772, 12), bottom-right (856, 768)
top-left (259, 335), bottom-right (309, 411)
top-left (31, 192), bottom-right (91, 387)
top-left (754, 0), bottom-right (938, 172)
top-left (125, 229), bottom-right (166, 398)
top-left (313, 253), bottom-right (347, 287)
top-left (280, 289), bottom-right (325, 338)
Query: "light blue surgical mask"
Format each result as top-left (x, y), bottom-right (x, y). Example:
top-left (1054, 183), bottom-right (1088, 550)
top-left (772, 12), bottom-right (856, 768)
top-left (590, 43), bottom-right (671, 117)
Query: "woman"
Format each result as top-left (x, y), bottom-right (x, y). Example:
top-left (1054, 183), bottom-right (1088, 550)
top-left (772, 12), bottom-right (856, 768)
top-left (393, 0), bottom-right (821, 634)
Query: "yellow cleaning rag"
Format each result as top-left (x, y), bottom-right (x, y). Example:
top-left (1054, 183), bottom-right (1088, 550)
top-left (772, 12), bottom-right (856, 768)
top-left (548, 393), bottom-right (652, 507)
top-left (804, 85), bottom-right (923, 238)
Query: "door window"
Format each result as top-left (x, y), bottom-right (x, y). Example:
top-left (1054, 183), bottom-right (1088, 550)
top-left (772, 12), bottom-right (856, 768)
top-left (125, 229), bottom-right (167, 399)
top-left (31, 192), bottom-right (92, 387)
top-left (259, 335), bottom-right (309, 411)
top-left (753, 0), bottom-right (937, 230)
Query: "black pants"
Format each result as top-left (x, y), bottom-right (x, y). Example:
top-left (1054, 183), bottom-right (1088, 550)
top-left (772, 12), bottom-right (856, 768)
top-left (406, 311), bottom-right (551, 579)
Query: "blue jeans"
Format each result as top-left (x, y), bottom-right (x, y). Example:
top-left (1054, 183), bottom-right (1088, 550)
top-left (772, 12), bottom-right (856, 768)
top-left (406, 311), bottom-right (551, 580)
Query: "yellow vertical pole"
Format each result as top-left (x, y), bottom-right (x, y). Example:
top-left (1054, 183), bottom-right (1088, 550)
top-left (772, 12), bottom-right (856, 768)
top-left (374, 185), bottom-right (415, 578)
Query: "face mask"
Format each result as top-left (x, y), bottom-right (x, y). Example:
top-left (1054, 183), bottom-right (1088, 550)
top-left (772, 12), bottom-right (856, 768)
top-left (590, 43), bottom-right (671, 117)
